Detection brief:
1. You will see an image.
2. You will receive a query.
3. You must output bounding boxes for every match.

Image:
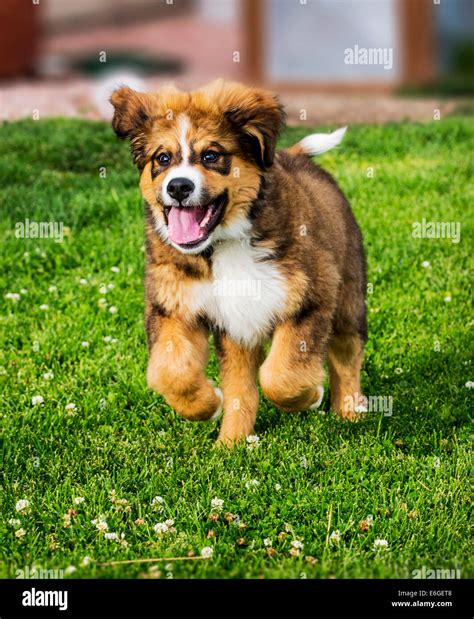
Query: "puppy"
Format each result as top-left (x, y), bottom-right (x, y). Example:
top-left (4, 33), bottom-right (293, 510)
top-left (110, 80), bottom-right (367, 446)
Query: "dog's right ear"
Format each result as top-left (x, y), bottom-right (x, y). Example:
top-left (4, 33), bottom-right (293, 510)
top-left (110, 87), bottom-right (152, 140)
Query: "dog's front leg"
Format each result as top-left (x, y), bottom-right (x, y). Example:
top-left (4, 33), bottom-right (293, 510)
top-left (214, 333), bottom-right (263, 447)
top-left (147, 316), bottom-right (223, 421)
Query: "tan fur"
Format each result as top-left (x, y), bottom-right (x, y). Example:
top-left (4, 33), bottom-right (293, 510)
top-left (147, 318), bottom-right (220, 421)
top-left (215, 337), bottom-right (263, 446)
top-left (260, 323), bottom-right (325, 412)
top-left (327, 334), bottom-right (366, 420)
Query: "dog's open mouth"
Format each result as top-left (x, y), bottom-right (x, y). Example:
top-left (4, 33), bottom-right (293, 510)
top-left (165, 192), bottom-right (227, 248)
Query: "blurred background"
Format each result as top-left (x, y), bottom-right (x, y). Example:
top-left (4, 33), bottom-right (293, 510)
top-left (0, 0), bottom-right (472, 124)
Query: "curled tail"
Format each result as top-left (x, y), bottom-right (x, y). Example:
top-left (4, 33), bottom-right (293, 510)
top-left (287, 126), bottom-right (347, 157)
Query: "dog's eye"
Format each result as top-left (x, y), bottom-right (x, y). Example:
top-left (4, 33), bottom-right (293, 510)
top-left (157, 153), bottom-right (171, 166)
top-left (202, 150), bottom-right (219, 163)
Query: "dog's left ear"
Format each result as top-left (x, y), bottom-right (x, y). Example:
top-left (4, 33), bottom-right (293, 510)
top-left (219, 84), bottom-right (286, 169)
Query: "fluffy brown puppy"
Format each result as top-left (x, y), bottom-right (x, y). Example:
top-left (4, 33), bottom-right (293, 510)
top-left (110, 80), bottom-right (367, 446)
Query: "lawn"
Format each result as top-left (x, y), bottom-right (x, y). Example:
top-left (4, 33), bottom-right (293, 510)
top-left (0, 116), bottom-right (472, 580)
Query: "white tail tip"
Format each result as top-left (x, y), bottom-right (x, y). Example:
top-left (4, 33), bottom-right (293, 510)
top-left (296, 126), bottom-right (347, 156)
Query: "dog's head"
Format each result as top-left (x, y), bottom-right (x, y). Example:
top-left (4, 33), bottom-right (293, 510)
top-left (110, 80), bottom-right (285, 254)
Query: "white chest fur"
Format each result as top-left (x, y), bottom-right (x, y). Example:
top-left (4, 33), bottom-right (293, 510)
top-left (189, 240), bottom-right (287, 347)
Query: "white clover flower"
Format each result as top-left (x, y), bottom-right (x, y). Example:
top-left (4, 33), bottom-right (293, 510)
top-left (64, 565), bottom-right (76, 575)
top-left (119, 533), bottom-right (128, 546)
top-left (291, 539), bottom-right (304, 550)
top-left (329, 530), bottom-right (341, 544)
top-left (102, 335), bottom-right (118, 344)
top-left (263, 538), bottom-right (272, 547)
top-left (151, 496), bottom-right (165, 509)
top-left (165, 519), bottom-right (175, 527)
top-left (275, 483), bottom-right (281, 491)
top-left (74, 496), bottom-right (85, 505)
top-left (444, 295), bottom-right (452, 303)
top-left (366, 514), bottom-right (374, 526)
top-left (465, 381), bottom-right (474, 389)
top-left (80, 556), bottom-right (92, 567)
top-left (81, 341), bottom-right (89, 348)
top-left (99, 285), bottom-right (108, 294)
top-left (246, 435), bottom-right (260, 449)
top-left (394, 367), bottom-right (403, 375)
top-left (421, 261), bottom-right (430, 268)
top-left (104, 532), bottom-right (119, 540)
top-left (43, 371), bottom-right (54, 380)
top-left (65, 403), bottom-right (77, 416)
top-left (111, 266), bottom-right (120, 273)
top-left (107, 283), bottom-right (115, 290)
top-left (39, 304), bottom-right (49, 311)
top-left (20, 289), bottom-right (28, 295)
top-left (98, 298), bottom-right (107, 307)
top-left (433, 456), bottom-right (441, 468)
top-left (210, 497), bottom-right (224, 511)
top-left (92, 517), bottom-right (108, 533)
top-left (48, 285), bottom-right (57, 293)
top-left (245, 479), bottom-right (260, 490)
top-left (5, 292), bottom-right (21, 302)
top-left (201, 546), bottom-right (213, 558)
top-left (8, 518), bottom-right (21, 527)
top-left (79, 278), bottom-right (88, 285)
top-left (246, 435), bottom-right (259, 444)
top-left (153, 522), bottom-right (169, 534)
top-left (108, 306), bottom-right (118, 314)
top-left (31, 395), bottom-right (44, 406)
top-left (15, 528), bottom-right (26, 538)
top-left (373, 539), bottom-right (389, 551)
top-left (15, 499), bottom-right (30, 512)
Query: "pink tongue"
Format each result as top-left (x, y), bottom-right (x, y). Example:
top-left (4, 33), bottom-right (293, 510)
top-left (168, 207), bottom-right (203, 245)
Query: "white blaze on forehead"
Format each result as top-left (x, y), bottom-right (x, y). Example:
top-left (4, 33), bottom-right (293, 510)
top-left (178, 114), bottom-right (190, 163)
top-left (161, 113), bottom-right (203, 206)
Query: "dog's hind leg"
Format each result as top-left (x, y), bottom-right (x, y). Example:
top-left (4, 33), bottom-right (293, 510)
top-left (328, 333), bottom-right (366, 420)
top-left (328, 247), bottom-right (367, 420)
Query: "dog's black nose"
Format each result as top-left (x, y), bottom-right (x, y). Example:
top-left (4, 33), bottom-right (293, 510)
top-left (167, 177), bottom-right (195, 202)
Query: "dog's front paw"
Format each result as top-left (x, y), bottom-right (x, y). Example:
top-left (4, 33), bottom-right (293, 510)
top-left (335, 393), bottom-right (368, 421)
top-left (215, 409), bottom-right (255, 448)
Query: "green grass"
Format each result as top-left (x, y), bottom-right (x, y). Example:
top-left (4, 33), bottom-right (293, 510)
top-left (0, 117), bottom-right (472, 580)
